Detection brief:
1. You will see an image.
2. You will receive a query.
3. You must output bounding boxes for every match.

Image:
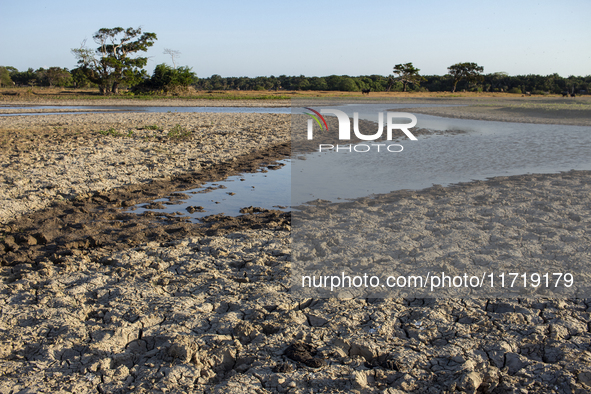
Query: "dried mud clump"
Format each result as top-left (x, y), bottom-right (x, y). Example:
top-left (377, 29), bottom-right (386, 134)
top-left (284, 342), bottom-right (326, 368)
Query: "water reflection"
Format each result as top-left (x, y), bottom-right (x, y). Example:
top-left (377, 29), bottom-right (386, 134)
top-left (292, 105), bottom-right (591, 205)
top-left (130, 160), bottom-right (291, 222)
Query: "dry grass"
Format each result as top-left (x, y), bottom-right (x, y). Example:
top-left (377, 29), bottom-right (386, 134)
top-left (2, 86), bottom-right (588, 101)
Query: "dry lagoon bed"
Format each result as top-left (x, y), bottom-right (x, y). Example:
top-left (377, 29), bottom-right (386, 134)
top-left (1, 101), bottom-right (591, 393)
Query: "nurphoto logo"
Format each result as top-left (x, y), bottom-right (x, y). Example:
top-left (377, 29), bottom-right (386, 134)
top-left (304, 107), bottom-right (418, 152)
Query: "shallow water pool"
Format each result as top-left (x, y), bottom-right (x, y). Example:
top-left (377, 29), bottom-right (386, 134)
top-left (292, 105), bottom-right (591, 205)
top-left (130, 160), bottom-right (291, 222)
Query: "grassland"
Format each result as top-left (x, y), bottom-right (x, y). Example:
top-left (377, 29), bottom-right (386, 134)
top-left (1, 86), bottom-right (588, 102)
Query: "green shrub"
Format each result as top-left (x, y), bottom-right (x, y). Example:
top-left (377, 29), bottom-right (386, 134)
top-left (98, 127), bottom-right (134, 137)
top-left (148, 64), bottom-right (196, 90)
top-left (508, 87), bottom-right (522, 94)
top-left (167, 124), bottom-right (191, 139)
top-left (98, 127), bottom-right (122, 136)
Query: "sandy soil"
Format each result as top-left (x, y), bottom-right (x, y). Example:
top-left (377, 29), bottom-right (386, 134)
top-left (1, 100), bottom-right (591, 393)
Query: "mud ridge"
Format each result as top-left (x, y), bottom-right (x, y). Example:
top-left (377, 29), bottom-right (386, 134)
top-left (1, 142), bottom-right (290, 278)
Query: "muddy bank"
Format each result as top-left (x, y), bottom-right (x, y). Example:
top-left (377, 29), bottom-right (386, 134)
top-left (292, 170), bottom-right (591, 298)
top-left (2, 172), bottom-right (591, 392)
top-left (1, 141), bottom-right (290, 274)
top-left (0, 112), bottom-right (290, 224)
top-left (403, 104), bottom-right (591, 126)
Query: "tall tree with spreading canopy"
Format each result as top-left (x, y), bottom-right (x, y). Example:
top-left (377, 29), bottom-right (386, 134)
top-left (393, 62), bottom-right (426, 92)
top-left (72, 27), bottom-right (157, 94)
top-left (447, 62), bottom-right (484, 92)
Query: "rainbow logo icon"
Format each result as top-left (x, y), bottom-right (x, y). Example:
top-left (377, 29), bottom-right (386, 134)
top-left (304, 107), bottom-right (328, 131)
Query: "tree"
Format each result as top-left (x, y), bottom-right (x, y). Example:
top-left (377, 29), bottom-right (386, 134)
top-left (10, 68), bottom-right (37, 87)
top-left (37, 67), bottom-right (72, 87)
top-left (393, 63), bottom-right (426, 92)
top-left (71, 67), bottom-right (93, 88)
top-left (310, 77), bottom-right (327, 91)
top-left (485, 71), bottom-right (508, 92)
top-left (339, 77), bottom-right (358, 91)
top-left (0, 67), bottom-right (13, 87)
top-left (163, 48), bottom-right (181, 69)
top-left (72, 27), bottom-right (157, 94)
top-left (447, 62), bottom-right (484, 93)
top-left (148, 63), bottom-right (196, 90)
top-left (210, 74), bottom-right (226, 90)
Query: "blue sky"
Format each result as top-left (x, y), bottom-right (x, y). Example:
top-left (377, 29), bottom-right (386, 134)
top-left (1, 0), bottom-right (590, 78)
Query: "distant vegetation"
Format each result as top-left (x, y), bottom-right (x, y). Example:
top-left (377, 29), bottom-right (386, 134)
top-left (1, 60), bottom-right (589, 96)
top-left (195, 73), bottom-right (590, 95)
top-left (3, 30), bottom-right (589, 96)
top-left (132, 64), bottom-right (198, 94)
top-left (0, 66), bottom-right (73, 88)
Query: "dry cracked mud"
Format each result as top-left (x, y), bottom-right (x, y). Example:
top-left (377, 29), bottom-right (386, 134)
top-left (1, 101), bottom-right (591, 393)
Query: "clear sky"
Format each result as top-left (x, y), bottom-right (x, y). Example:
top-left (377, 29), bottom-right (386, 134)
top-left (1, 0), bottom-right (590, 78)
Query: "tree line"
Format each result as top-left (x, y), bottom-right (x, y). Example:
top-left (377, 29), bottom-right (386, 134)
top-left (1, 26), bottom-right (589, 95)
top-left (0, 66), bottom-right (74, 88)
top-left (0, 63), bottom-right (198, 92)
top-left (195, 72), bottom-right (590, 95)
top-left (195, 63), bottom-right (589, 95)
top-left (2, 65), bottom-right (588, 96)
